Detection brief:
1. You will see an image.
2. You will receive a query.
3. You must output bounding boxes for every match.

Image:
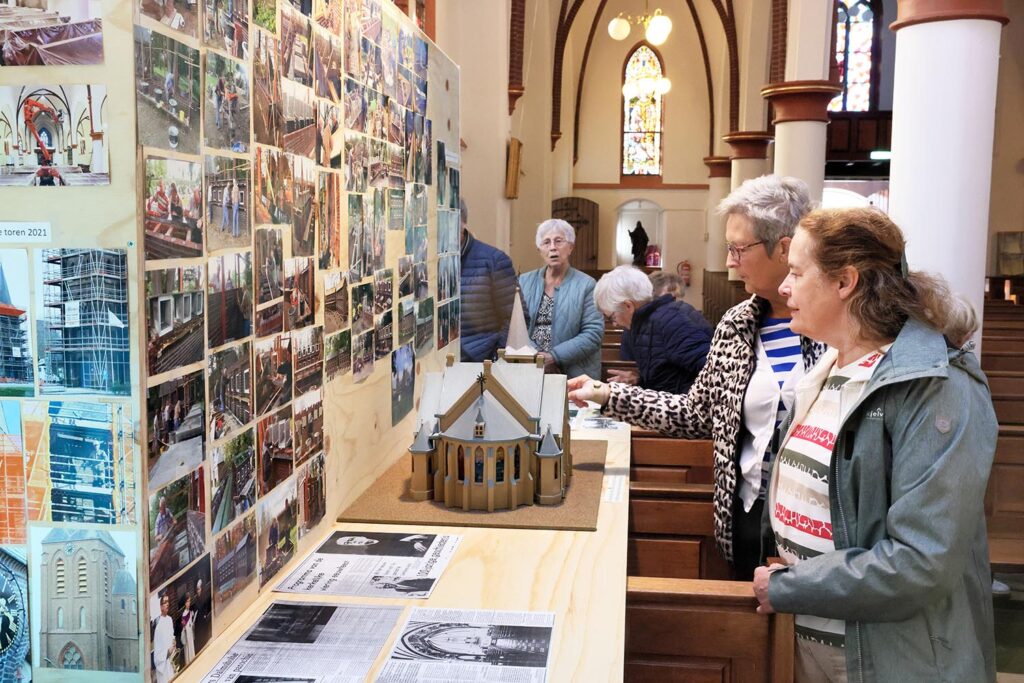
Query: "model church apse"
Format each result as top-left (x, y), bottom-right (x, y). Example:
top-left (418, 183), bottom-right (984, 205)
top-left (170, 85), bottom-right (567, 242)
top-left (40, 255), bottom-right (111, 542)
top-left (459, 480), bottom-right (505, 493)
top-left (409, 293), bottom-right (571, 511)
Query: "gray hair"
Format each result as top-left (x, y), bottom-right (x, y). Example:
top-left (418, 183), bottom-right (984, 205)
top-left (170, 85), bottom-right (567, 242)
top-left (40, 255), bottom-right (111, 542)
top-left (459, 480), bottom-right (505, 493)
top-left (535, 219), bottom-right (576, 249)
top-left (594, 266), bottom-right (653, 315)
top-left (460, 198), bottom-right (467, 225)
top-left (717, 174), bottom-right (813, 250)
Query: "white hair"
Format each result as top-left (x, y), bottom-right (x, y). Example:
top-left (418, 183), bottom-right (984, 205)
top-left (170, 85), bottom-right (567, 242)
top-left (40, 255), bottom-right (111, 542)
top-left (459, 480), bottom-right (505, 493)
top-left (717, 174), bottom-right (814, 250)
top-left (594, 266), bottom-right (653, 315)
top-left (535, 219), bottom-right (576, 249)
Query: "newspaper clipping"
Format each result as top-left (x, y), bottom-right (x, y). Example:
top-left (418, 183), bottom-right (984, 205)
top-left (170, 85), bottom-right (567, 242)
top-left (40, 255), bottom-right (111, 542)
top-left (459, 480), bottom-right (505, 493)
top-left (377, 608), bottom-right (556, 682)
top-left (201, 601), bottom-right (402, 683)
top-left (277, 531), bottom-right (461, 599)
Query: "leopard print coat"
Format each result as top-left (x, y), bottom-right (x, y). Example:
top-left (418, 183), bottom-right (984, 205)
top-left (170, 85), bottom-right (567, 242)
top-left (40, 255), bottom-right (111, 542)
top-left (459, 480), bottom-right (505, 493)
top-left (605, 295), bottom-right (827, 564)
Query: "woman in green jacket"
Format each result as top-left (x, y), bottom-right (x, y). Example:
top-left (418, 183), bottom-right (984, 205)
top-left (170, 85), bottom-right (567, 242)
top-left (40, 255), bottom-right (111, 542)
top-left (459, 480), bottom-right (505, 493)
top-left (754, 207), bottom-right (996, 682)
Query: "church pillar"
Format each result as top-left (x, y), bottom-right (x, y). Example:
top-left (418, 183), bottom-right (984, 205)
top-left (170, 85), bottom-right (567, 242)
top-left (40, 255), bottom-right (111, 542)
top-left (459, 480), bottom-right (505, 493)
top-left (887, 0), bottom-right (1009, 343)
top-left (703, 156), bottom-right (731, 273)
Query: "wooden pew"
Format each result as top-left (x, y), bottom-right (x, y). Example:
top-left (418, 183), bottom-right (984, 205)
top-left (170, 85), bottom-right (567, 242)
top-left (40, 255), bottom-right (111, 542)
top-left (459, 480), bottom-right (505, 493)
top-left (627, 576), bottom-right (795, 682)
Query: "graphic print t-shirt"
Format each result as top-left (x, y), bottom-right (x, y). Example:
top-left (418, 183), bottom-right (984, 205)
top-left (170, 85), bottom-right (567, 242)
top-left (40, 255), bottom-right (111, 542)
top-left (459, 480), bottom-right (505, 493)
top-left (770, 347), bottom-right (889, 647)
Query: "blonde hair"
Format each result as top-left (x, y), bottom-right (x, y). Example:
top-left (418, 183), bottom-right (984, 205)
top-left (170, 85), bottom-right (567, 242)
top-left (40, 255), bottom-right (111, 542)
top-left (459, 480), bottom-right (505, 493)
top-left (799, 208), bottom-right (977, 344)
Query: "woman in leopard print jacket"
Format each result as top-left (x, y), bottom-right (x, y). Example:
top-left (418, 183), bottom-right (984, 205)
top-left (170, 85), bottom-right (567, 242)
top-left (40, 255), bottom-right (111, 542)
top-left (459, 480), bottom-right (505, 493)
top-left (569, 175), bottom-right (826, 578)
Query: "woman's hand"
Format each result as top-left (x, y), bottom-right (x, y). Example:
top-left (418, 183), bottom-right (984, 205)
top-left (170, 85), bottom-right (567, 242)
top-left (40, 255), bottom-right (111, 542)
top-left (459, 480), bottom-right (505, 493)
top-left (753, 563), bottom-right (786, 615)
top-left (539, 351), bottom-right (560, 374)
top-left (567, 374), bottom-right (611, 408)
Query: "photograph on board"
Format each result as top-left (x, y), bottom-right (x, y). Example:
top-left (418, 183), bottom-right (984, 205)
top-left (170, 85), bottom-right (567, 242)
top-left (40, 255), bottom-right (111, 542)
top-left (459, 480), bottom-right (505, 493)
top-left (148, 465), bottom-right (206, 590)
top-left (204, 0), bottom-right (250, 58)
top-left (258, 405), bottom-right (293, 497)
top-left (296, 452), bottom-right (326, 536)
top-left (323, 329), bottom-right (351, 383)
top-left (135, 27), bottom-right (201, 154)
top-left (292, 388), bottom-right (322, 468)
top-left (146, 266), bottom-right (205, 378)
top-left (283, 257), bottom-right (315, 331)
top-left (254, 333), bottom-right (292, 418)
top-left (0, 545), bottom-right (29, 680)
top-left (143, 156), bottom-right (204, 260)
top-left (210, 428), bottom-right (255, 534)
top-left (323, 271), bottom-right (348, 335)
top-left (147, 369), bottom-right (206, 492)
top-left (204, 52), bottom-right (251, 154)
top-left (30, 526), bottom-right (139, 672)
top-left (253, 28), bottom-right (284, 148)
top-left (149, 554), bottom-right (212, 680)
top-left (205, 155), bottom-right (252, 251)
top-left (352, 330), bottom-right (373, 383)
top-left (208, 341), bottom-right (252, 441)
top-left (0, 402), bottom-right (26, 545)
top-left (213, 511), bottom-right (257, 620)
top-left (257, 476), bottom-right (298, 588)
top-left (138, 0), bottom-right (199, 37)
top-left (391, 343), bottom-right (414, 426)
top-left (0, 85), bottom-right (110, 186)
top-left (0, 1), bottom-right (103, 66)
top-left (207, 251), bottom-right (253, 349)
top-left (292, 325), bottom-right (323, 396)
top-left (0, 250), bottom-right (34, 396)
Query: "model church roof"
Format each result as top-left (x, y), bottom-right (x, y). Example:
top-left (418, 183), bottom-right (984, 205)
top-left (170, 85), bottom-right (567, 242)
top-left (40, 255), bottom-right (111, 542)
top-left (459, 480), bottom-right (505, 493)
top-left (504, 289), bottom-right (537, 358)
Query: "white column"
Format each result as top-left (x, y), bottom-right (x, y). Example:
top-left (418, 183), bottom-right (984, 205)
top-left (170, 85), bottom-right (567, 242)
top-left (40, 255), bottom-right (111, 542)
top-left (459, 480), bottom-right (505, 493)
top-left (888, 5), bottom-right (1008, 345)
top-left (703, 156), bottom-right (731, 272)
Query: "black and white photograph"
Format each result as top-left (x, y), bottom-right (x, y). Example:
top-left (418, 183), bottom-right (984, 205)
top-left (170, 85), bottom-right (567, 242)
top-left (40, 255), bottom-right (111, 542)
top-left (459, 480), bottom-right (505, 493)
top-left (208, 341), bottom-right (253, 441)
top-left (208, 251), bottom-right (254, 349)
top-left (249, 602), bottom-right (334, 644)
top-left (210, 427), bottom-right (255, 534)
top-left (144, 156), bottom-right (204, 260)
top-left (35, 249), bottom-right (129, 395)
top-left (317, 532), bottom-right (433, 558)
top-left (147, 369), bottom-right (206, 492)
top-left (146, 266), bottom-right (205, 377)
top-left (148, 465), bottom-right (206, 590)
top-left (135, 27), bottom-right (201, 154)
top-left (206, 155), bottom-right (253, 251)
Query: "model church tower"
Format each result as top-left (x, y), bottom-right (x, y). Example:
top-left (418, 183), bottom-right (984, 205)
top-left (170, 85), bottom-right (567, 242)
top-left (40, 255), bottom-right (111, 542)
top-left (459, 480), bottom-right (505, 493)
top-left (410, 295), bottom-right (576, 516)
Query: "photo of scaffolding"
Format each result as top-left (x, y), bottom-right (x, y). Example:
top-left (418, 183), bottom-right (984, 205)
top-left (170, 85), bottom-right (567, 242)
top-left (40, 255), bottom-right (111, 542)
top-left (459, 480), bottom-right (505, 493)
top-left (0, 401), bottom-right (26, 544)
top-left (208, 342), bottom-right (252, 441)
top-left (0, 250), bottom-right (34, 397)
top-left (35, 249), bottom-right (129, 396)
top-left (22, 400), bottom-right (136, 525)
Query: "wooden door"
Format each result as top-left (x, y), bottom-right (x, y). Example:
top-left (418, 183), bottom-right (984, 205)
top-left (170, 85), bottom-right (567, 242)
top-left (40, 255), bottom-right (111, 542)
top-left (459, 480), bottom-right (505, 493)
top-left (551, 196), bottom-right (598, 271)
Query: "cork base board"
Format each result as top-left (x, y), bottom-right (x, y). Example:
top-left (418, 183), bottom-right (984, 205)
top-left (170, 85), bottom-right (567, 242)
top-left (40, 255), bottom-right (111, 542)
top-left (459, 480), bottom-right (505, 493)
top-left (338, 439), bottom-right (608, 531)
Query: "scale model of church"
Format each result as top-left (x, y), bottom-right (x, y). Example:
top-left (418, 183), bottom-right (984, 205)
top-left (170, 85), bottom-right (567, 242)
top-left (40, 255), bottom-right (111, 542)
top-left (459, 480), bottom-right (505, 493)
top-left (408, 292), bottom-right (571, 511)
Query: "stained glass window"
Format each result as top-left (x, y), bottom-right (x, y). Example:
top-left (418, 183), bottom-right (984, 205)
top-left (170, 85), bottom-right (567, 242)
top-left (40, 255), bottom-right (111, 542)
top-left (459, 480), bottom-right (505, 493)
top-left (622, 45), bottom-right (664, 176)
top-left (830, 0), bottom-right (876, 112)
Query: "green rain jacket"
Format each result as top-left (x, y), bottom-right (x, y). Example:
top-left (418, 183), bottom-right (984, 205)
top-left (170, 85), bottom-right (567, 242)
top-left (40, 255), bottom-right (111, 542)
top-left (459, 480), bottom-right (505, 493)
top-left (765, 317), bottom-right (997, 683)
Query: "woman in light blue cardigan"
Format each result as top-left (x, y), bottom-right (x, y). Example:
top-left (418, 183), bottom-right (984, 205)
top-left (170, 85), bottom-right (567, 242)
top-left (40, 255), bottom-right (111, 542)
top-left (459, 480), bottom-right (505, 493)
top-left (519, 219), bottom-right (603, 378)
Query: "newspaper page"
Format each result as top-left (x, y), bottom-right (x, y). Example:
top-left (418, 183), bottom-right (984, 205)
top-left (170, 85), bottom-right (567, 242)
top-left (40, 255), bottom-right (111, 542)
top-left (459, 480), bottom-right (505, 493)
top-left (376, 608), bottom-right (556, 683)
top-left (276, 531), bottom-right (461, 599)
top-left (201, 601), bottom-right (403, 683)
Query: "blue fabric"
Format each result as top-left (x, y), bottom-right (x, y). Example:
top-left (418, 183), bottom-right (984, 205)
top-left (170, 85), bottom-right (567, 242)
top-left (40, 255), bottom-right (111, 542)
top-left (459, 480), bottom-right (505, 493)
top-left (459, 232), bottom-right (517, 362)
top-left (620, 295), bottom-right (712, 394)
top-left (519, 266), bottom-right (603, 378)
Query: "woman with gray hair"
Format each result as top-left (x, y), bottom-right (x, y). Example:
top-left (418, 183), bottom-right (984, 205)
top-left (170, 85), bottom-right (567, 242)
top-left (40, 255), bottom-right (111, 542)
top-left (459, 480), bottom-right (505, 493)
top-left (568, 175), bottom-right (826, 580)
top-left (594, 265), bottom-right (711, 394)
top-left (519, 219), bottom-right (603, 377)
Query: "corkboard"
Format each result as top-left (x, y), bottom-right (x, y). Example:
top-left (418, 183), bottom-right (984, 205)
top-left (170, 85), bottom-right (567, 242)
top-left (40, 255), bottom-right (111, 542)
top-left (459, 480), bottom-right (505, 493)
top-left (338, 439), bottom-right (608, 531)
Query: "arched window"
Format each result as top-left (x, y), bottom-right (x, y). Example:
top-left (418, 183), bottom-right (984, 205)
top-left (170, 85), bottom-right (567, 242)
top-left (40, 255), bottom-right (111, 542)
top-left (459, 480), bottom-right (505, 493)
top-left (473, 448), bottom-right (484, 484)
top-left (457, 445), bottom-right (465, 482)
top-left (60, 643), bottom-right (84, 669)
top-left (829, 0), bottom-right (878, 112)
top-left (79, 606), bottom-right (86, 629)
top-left (77, 557), bottom-right (87, 593)
top-left (55, 559), bottom-right (66, 595)
top-left (622, 44), bottom-right (665, 176)
top-left (38, 128), bottom-right (52, 147)
top-left (57, 606), bottom-right (64, 629)
top-left (495, 447), bottom-right (505, 483)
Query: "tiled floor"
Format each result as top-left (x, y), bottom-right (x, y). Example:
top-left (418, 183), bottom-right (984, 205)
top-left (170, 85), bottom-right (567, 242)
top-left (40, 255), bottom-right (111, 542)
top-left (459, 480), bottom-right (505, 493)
top-left (996, 572), bottom-right (1024, 675)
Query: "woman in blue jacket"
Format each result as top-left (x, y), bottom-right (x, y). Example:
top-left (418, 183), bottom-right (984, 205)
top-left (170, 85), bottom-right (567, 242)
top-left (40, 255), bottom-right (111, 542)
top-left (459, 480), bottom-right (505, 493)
top-left (519, 219), bottom-right (603, 378)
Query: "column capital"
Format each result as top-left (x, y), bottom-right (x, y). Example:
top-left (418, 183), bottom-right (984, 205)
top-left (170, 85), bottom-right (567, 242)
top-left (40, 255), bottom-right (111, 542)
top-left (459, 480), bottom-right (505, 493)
top-left (703, 156), bottom-right (731, 178)
top-left (721, 131), bottom-right (773, 160)
top-left (891, 0), bottom-right (1008, 31)
top-left (761, 80), bottom-right (843, 124)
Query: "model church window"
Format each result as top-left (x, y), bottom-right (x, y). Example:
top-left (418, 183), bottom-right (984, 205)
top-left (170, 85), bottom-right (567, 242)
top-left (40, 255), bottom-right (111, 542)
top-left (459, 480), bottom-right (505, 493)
top-left (496, 447), bottom-right (505, 483)
top-left (829, 0), bottom-right (877, 112)
top-left (474, 449), bottom-right (484, 483)
top-left (622, 44), bottom-right (665, 176)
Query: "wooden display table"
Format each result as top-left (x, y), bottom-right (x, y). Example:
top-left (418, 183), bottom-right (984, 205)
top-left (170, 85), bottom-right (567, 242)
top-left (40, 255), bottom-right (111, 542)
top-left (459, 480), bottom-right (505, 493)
top-left (179, 424), bottom-right (630, 682)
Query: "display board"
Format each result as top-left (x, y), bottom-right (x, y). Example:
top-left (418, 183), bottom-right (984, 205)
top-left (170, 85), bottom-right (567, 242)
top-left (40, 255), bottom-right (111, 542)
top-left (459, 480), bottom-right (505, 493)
top-left (0, 0), bottom-right (460, 680)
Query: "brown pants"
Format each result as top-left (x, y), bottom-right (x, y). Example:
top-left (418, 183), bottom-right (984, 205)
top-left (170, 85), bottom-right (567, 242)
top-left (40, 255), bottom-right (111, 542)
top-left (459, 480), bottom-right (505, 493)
top-left (796, 637), bottom-right (848, 683)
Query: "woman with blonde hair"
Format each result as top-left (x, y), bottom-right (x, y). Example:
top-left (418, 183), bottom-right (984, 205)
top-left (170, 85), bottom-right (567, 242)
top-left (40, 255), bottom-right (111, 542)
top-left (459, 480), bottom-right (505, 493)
top-left (753, 207), bottom-right (996, 682)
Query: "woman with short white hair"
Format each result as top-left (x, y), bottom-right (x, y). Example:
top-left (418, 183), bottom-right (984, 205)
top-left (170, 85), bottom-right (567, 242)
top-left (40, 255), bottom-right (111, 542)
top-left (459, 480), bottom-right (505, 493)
top-left (518, 219), bottom-right (603, 377)
top-left (594, 266), bottom-right (711, 394)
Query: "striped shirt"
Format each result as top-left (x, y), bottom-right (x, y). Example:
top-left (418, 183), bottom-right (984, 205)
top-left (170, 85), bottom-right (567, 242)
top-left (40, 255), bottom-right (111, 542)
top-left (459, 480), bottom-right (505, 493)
top-left (757, 318), bottom-right (802, 496)
top-left (771, 347), bottom-right (889, 647)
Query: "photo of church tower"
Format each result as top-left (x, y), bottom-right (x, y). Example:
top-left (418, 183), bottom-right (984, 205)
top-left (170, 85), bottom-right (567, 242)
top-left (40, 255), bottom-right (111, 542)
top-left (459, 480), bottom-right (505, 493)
top-left (32, 527), bottom-right (139, 672)
top-left (0, 251), bottom-right (34, 396)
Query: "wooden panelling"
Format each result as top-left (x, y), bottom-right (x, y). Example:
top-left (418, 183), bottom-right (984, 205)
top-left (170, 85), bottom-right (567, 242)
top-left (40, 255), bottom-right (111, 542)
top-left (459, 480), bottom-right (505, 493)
top-left (632, 438), bottom-right (714, 467)
top-left (703, 269), bottom-right (748, 327)
top-left (626, 657), bottom-right (728, 682)
top-left (628, 537), bottom-right (702, 579)
top-left (826, 111), bottom-right (893, 161)
top-left (630, 497), bottom-right (715, 537)
top-left (630, 466), bottom-right (692, 484)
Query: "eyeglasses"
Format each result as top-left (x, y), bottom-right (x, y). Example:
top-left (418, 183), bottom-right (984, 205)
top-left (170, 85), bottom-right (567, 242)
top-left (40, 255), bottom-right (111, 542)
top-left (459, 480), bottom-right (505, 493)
top-left (726, 240), bottom-right (765, 261)
top-left (540, 237), bottom-right (568, 249)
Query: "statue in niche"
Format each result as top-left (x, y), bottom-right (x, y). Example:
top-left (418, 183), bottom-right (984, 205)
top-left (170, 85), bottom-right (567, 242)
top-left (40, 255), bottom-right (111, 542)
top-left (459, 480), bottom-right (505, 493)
top-left (629, 221), bottom-right (649, 267)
